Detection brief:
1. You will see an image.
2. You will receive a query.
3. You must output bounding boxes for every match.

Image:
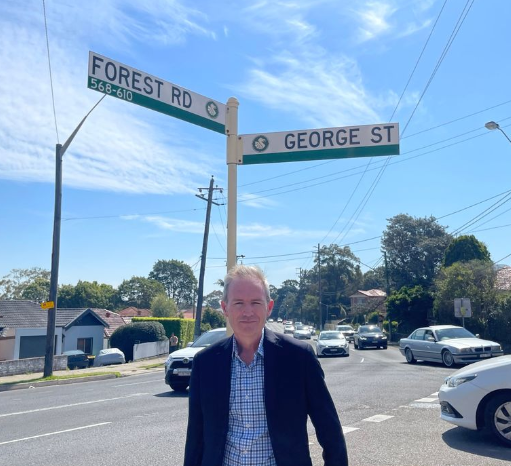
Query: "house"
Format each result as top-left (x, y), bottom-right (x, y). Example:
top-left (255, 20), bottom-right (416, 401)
top-left (90, 309), bottom-right (128, 347)
top-left (496, 266), bottom-right (511, 292)
top-left (0, 300), bottom-right (107, 360)
top-left (118, 306), bottom-right (152, 322)
top-left (349, 289), bottom-right (387, 317)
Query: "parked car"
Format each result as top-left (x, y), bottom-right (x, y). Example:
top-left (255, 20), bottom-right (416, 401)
top-left (63, 350), bottom-right (89, 370)
top-left (353, 325), bottom-right (387, 349)
top-left (284, 324), bottom-right (295, 334)
top-left (268, 318), bottom-right (274, 323)
top-left (439, 355), bottom-right (511, 447)
top-left (93, 348), bottom-right (125, 367)
top-left (293, 325), bottom-right (311, 340)
top-left (399, 325), bottom-right (503, 367)
top-left (336, 325), bottom-right (355, 342)
top-left (316, 331), bottom-right (349, 357)
top-left (165, 327), bottom-right (227, 392)
top-left (277, 317), bottom-right (283, 323)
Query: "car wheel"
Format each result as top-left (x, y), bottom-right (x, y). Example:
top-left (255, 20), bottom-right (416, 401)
top-left (405, 348), bottom-right (416, 364)
top-left (170, 383), bottom-right (188, 392)
top-left (442, 350), bottom-right (455, 367)
top-left (485, 393), bottom-right (511, 447)
top-left (354, 340), bottom-right (358, 349)
top-left (382, 345), bottom-right (387, 350)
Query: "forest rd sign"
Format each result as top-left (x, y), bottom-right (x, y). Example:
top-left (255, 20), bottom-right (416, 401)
top-left (87, 52), bottom-right (226, 134)
top-left (240, 123), bottom-right (400, 165)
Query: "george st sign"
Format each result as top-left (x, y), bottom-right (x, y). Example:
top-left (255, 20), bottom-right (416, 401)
top-left (240, 123), bottom-right (399, 165)
top-left (87, 52), bottom-right (226, 134)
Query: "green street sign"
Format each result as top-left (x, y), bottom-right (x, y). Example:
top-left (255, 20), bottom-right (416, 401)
top-left (240, 123), bottom-right (400, 165)
top-left (88, 52), bottom-right (226, 134)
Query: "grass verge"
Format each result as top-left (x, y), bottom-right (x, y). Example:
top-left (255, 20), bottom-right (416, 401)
top-left (0, 371), bottom-right (122, 386)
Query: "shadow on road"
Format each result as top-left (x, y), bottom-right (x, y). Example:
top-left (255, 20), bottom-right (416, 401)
top-left (154, 390), bottom-right (189, 398)
top-left (442, 426), bottom-right (510, 461)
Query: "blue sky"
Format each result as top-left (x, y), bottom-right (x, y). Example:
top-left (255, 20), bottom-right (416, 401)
top-left (1, 0), bottom-right (511, 297)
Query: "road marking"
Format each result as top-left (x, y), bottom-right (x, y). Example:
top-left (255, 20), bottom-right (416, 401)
top-left (362, 414), bottom-right (394, 423)
top-left (113, 380), bottom-right (159, 387)
top-left (0, 422), bottom-right (111, 446)
top-left (360, 358), bottom-right (365, 363)
top-left (343, 426), bottom-right (360, 434)
top-left (415, 396), bottom-right (438, 403)
top-left (0, 393), bottom-right (148, 418)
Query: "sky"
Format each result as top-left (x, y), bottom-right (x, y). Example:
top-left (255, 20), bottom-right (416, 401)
top-left (1, 0), bottom-right (511, 299)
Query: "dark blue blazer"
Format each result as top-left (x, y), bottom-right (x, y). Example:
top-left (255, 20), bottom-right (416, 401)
top-left (184, 328), bottom-right (348, 466)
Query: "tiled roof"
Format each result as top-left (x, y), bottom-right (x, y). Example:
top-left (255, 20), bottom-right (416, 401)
top-left (118, 307), bottom-right (152, 317)
top-left (350, 289), bottom-right (387, 298)
top-left (91, 309), bottom-right (128, 338)
top-left (496, 266), bottom-right (511, 291)
top-left (0, 302), bottom-right (106, 329)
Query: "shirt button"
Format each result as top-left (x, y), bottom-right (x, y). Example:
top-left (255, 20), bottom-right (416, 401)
top-left (245, 395), bottom-right (249, 400)
top-left (242, 450), bottom-right (247, 454)
top-left (245, 423), bottom-right (251, 428)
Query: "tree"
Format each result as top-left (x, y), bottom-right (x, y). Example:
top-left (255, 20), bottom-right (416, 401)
top-left (110, 321), bottom-right (167, 362)
top-left (386, 285), bottom-right (432, 333)
top-left (202, 308), bottom-right (226, 329)
top-left (151, 293), bottom-right (178, 317)
top-left (433, 260), bottom-right (497, 336)
top-left (149, 259), bottom-right (197, 307)
top-left (443, 235), bottom-right (491, 267)
top-left (57, 280), bottom-right (117, 309)
top-left (382, 214), bottom-right (452, 290)
top-left (204, 290), bottom-right (223, 310)
top-left (117, 276), bottom-right (165, 309)
top-left (0, 267), bottom-right (50, 299)
top-left (362, 267), bottom-right (386, 290)
top-left (21, 277), bottom-right (50, 302)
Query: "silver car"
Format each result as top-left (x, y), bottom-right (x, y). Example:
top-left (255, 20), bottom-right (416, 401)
top-left (399, 325), bottom-right (503, 367)
top-left (93, 348), bottom-right (125, 367)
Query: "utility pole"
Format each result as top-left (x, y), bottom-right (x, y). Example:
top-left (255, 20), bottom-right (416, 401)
top-left (43, 95), bottom-right (105, 378)
top-left (384, 251), bottom-right (392, 343)
top-left (296, 267), bottom-right (303, 322)
top-left (194, 176), bottom-right (221, 340)
top-left (317, 244), bottom-right (323, 331)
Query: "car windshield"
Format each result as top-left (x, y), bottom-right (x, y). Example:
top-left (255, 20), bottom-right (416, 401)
top-left (320, 332), bottom-right (342, 340)
top-left (192, 329), bottom-right (227, 347)
top-left (359, 326), bottom-right (380, 334)
top-left (435, 327), bottom-right (476, 341)
top-left (337, 326), bottom-right (353, 331)
top-left (295, 325), bottom-right (304, 330)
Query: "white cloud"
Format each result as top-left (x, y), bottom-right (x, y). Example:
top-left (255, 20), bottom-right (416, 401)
top-left (238, 51), bottom-right (381, 127)
top-left (238, 193), bottom-right (279, 209)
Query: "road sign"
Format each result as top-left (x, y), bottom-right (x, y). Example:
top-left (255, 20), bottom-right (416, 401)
top-left (88, 52), bottom-right (226, 134)
top-left (41, 301), bottom-right (54, 310)
top-left (240, 123), bottom-right (399, 165)
top-left (454, 298), bottom-right (472, 318)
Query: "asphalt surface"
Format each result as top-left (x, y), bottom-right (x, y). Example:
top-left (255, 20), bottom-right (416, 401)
top-left (0, 354), bottom-right (169, 391)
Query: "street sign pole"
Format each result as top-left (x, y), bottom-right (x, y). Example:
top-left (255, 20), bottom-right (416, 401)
top-left (226, 98), bottom-right (239, 337)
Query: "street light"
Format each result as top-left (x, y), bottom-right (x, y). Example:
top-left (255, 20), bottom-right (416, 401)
top-left (485, 121), bottom-right (511, 144)
top-left (43, 95), bottom-right (105, 377)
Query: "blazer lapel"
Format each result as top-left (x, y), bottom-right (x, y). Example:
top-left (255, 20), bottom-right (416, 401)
top-left (264, 329), bottom-right (281, 417)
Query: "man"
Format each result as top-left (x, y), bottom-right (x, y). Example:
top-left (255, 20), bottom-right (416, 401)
top-left (184, 265), bottom-right (348, 466)
top-left (169, 332), bottom-right (179, 353)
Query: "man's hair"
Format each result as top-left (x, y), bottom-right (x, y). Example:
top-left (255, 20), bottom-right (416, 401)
top-left (223, 265), bottom-right (271, 303)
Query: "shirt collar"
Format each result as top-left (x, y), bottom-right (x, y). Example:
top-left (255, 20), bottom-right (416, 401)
top-left (232, 328), bottom-right (265, 359)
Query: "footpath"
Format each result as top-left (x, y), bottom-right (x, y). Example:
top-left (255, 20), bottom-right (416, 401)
top-left (0, 354), bottom-right (168, 392)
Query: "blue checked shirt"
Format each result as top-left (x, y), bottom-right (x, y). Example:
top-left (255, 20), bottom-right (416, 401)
top-left (223, 330), bottom-right (276, 466)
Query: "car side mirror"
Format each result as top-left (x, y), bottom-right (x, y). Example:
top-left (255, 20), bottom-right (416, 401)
top-left (427, 336), bottom-right (435, 342)
top-left (475, 334), bottom-right (480, 339)
top-left (186, 342), bottom-right (193, 347)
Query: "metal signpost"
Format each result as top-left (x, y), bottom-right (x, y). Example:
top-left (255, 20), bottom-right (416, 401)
top-left (240, 123), bottom-right (399, 165)
top-left (454, 297), bottom-right (472, 327)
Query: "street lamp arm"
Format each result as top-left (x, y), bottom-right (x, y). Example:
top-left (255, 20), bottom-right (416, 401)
top-left (61, 94), bottom-right (106, 155)
top-left (498, 127), bottom-right (511, 145)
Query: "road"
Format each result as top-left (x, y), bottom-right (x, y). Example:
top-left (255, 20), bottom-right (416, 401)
top-left (1, 324), bottom-right (509, 465)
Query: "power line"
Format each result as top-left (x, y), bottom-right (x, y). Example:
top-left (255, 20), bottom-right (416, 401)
top-left (42, 0), bottom-right (59, 143)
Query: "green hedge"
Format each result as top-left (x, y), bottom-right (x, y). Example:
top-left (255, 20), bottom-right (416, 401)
top-left (132, 317), bottom-right (195, 349)
top-left (110, 321), bottom-right (167, 362)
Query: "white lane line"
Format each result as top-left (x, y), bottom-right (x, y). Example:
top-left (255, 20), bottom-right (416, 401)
top-left (362, 414), bottom-right (394, 423)
top-left (360, 358), bottom-right (365, 363)
top-left (0, 422), bottom-right (111, 446)
top-left (0, 393), bottom-right (148, 418)
top-left (113, 380), bottom-right (158, 387)
top-left (343, 427), bottom-right (360, 434)
top-left (415, 397), bottom-right (438, 403)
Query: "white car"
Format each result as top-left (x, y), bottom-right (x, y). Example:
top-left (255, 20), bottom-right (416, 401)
top-left (316, 331), bottom-right (349, 357)
top-left (439, 355), bottom-right (511, 447)
top-left (93, 348), bottom-right (125, 367)
top-left (165, 327), bottom-right (227, 391)
top-left (284, 324), bottom-right (295, 334)
top-left (293, 325), bottom-right (311, 340)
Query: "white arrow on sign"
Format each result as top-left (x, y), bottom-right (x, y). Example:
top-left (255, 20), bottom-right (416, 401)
top-left (87, 52), bottom-right (226, 134)
top-left (240, 123), bottom-right (400, 165)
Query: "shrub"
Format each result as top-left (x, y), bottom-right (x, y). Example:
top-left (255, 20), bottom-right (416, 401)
top-left (110, 321), bottom-right (167, 362)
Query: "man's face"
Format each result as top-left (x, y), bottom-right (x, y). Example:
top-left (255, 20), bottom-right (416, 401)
top-left (221, 277), bottom-right (273, 341)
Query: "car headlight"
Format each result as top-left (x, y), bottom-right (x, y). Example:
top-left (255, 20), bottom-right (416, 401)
top-left (360, 336), bottom-right (367, 340)
top-left (458, 348), bottom-right (471, 353)
top-left (445, 374), bottom-right (477, 388)
top-left (493, 345), bottom-right (502, 352)
top-left (381, 336), bottom-right (387, 340)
